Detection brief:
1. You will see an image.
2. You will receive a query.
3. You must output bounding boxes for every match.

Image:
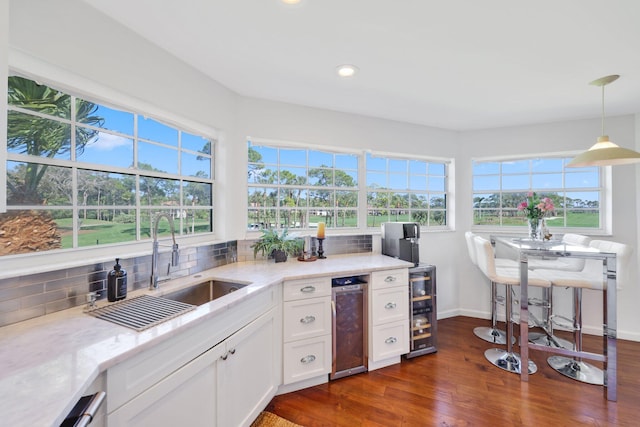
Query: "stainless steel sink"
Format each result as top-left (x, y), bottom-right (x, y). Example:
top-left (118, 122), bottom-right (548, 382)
top-left (161, 280), bottom-right (247, 306)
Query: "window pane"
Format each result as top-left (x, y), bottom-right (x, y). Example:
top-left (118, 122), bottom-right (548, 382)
top-left (279, 166), bottom-right (307, 185)
top-left (532, 158), bottom-right (563, 172)
top-left (182, 132), bottom-right (211, 154)
top-left (335, 169), bottom-right (357, 187)
top-left (410, 160), bottom-right (427, 175)
top-left (78, 208), bottom-right (137, 247)
top-left (280, 148), bottom-right (306, 166)
top-left (389, 159), bottom-right (407, 173)
top-left (566, 171), bottom-right (599, 188)
top-left (139, 177), bottom-right (180, 206)
top-left (78, 170), bottom-right (135, 206)
top-left (501, 174), bottom-right (529, 190)
top-left (309, 168), bottom-right (332, 186)
top-left (183, 181), bottom-right (212, 206)
top-left (336, 190), bottom-right (357, 208)
top-left (78, 130), bottom-right (133, 168)
top-left (409, 175), bottom-right (427, 191)
top-left (532, 173), bottom-right (562, 189)
top-left (8, 111), bottom-right (71, 159)
top-left (335, 210), bottom-right (357, 228)
top-left (367, 171), bottom-right (386, 188)
top-left (389, 173), bottom-right (408, 190)
top-left (502, 160), bottom-right (529, 174)
top-left (80, 103), bottom-right (134, 135)
top-left (309, 189), bottom-right (333, 207)
top-left (473, 175), bottom-right (500, 191)
top-left (248, 187), bottom-right (278, 208)
top-left (138, 117), bottom-right (178, 146)
top-left (8, 76), bottom-right (71, 119)
top-left (138, 142), bottom-right (178, 174)
top-left (428, 177), bottom-right (445, 192)
top-left (366, 155), bottom-right (386, 171)
top-left (309, 150), bottom-right (333, 167)
top-left (473, 162), bottom-right (499, 175)
top-left (250, 144), bottom-right (277, 164)
top-left (7, 161), bottom-right (72, 205)
top-left (336, 154), bottom-right (358, 170)
top-left (181, 151), bottom-right (211, 178)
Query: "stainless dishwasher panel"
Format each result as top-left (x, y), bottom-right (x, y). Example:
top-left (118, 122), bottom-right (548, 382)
top-left (331, 281), bottom-right (367, 380)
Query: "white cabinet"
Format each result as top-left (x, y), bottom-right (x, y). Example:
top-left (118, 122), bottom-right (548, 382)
top-left (108, 341), bottom-right (223, 426)
top-left (106, 286), bottom-right (279, 427)
top-left (368, 268), bottom-right (409, 368)
top-left (218, 308), bottom-right (279, 427)
top-left (281, 277), bottom-right (332, 386)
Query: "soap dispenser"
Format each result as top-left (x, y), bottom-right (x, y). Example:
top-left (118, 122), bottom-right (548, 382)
top-left (107, 258), bottom-right (128, 302)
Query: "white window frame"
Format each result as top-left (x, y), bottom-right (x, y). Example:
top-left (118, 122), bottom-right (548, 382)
top-left (2, 50), bottom-right (220, 276)
top-left (246, 138), bottom-right (454, 234)
top-left (471, 152), bottom-right (612, 235)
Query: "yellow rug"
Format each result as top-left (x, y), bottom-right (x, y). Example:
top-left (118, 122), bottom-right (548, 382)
top-left (251, 411), bottom-right (304, 427)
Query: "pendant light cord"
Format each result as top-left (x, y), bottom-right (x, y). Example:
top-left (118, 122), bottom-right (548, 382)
top-left (601, 84), bottom-right (605, 136)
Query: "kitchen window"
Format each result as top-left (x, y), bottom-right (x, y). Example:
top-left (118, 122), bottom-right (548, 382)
top-left (472, 156), bottom-right (606, 231)
top-left (3, 75), bottom-right (215, 256)
top-left (247, 140), bottom-right (359, 230)
top-left (366, 152), bottom-right (448, 228)
top-left (247, 140), bottom-right (451, 231)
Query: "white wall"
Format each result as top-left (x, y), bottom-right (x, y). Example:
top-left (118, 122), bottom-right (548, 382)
top-left (6, 0), bottom-right (640, 339)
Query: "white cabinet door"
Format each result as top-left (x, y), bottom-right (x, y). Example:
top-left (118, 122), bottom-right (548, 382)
top-left (217, 308), bottom-right (278, 427)
top-left (283, 297), bottom-right (331, 341)
top-left (371, 320), bottom-right (410, 361)
top-left (371, 286), bottom-right (409, 325)
top-left (108, 341), bottom-right (225, 427)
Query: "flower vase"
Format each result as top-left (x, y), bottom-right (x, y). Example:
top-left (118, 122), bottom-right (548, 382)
top-left (528, 218), bottom-right (543, 240)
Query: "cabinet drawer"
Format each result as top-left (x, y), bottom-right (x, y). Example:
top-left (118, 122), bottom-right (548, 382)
top-left (371, 269), bottom-right (408, 290)
top-left (371, 286), bottom-right (409, 326)
top-left (283, 335), bottom-right (332, 384)
top-left (370, 320), bottom-right (409, 362)
top-left (283, 277), bottom-right (331, 301)
top-left (283, 297), bottom-right (331, 342)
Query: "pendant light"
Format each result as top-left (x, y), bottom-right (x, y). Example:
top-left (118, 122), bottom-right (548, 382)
top-left (566, 74), bottom-right (640, 167)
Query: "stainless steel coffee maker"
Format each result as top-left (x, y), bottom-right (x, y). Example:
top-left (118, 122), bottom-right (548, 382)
top-left (381, 222), bottom-right (420, 265)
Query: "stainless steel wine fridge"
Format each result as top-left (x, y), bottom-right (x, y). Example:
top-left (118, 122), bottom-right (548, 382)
top-left (406, 264), bottom-right (437, 358)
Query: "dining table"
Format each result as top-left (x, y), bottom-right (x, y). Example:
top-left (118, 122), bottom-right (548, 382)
top-left (493, 236), bottom-right (618, 401)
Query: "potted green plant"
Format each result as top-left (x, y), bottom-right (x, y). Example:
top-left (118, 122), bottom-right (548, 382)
top-left (251, 229), bottom-right (303, 263)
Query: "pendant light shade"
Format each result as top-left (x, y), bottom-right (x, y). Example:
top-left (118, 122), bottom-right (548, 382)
top-left (566, 75), bottom-right (640, 168)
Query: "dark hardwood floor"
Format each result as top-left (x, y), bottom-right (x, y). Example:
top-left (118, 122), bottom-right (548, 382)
top-left (265, 316), bottom-right (640, 426)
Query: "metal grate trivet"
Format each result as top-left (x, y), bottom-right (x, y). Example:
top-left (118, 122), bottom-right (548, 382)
top-left (88, 294), bottom-right (196, 331)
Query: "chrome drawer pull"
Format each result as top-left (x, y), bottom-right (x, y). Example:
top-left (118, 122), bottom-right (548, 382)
top-left (300, 355), bottom-right (316, 364)
top-left (385, 337), bottom-right (398, 344)
top-left (300, 315), bottom-right (316, 324)
top-left (384, 276), bottom-right (397, 282)
top-left (300, 286), bottom-right (316, 293)
top-left (385, 302), bottom-right (397, 309)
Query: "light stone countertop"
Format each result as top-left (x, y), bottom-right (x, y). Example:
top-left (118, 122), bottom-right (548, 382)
top-left (0, 253), bottom-right (412, 427)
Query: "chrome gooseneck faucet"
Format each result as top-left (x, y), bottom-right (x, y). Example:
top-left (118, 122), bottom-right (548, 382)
top-left (150, 213), bottom-right (179, 290)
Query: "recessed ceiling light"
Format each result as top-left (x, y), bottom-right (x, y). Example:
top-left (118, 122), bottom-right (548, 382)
top-left (281, 0), bottom-right (302, 4)
top-left (336, 64), bottom-right (359, 78)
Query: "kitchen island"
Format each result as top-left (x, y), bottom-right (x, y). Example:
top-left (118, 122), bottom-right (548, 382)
top-left (0, 253), bottom-right (412, 427)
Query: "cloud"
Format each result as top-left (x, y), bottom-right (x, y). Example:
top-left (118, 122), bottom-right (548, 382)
top-left (88, 132), bottom-right (132, 151)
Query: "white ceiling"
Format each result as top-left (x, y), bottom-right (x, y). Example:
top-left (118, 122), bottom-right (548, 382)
top-left (82, 0), bottom-right (640, 131)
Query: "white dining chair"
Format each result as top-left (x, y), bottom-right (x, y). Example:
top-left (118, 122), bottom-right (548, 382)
top-left (465, 231), bottom-right (515, 344)
top-left (474, 235), bottom-right (552, 374)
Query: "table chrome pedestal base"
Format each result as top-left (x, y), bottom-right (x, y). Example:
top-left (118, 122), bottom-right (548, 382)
top-left (485, 348), bottom-right (537, 375)
top-left (528, 332), bottom-right (573, 350)
top-left (474, 326), bottom-right (515, 345)
top-left (547, 356), bottom-right (603, 385)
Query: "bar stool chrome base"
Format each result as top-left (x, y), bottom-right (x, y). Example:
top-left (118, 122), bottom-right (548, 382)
top-left (485, 348), bottom-right (538, 375)
top-left (547, 356), bottom-right (603, 385)
top-left (474, 326), bottom-right (515, 345)
top-left (528, 332), bottom-right (573, 349)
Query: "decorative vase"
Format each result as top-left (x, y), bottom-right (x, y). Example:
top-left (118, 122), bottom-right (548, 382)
top-left (527, 218), bottom-right (543, 240)
top-left (272, 249), bottom-right (288, 263)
